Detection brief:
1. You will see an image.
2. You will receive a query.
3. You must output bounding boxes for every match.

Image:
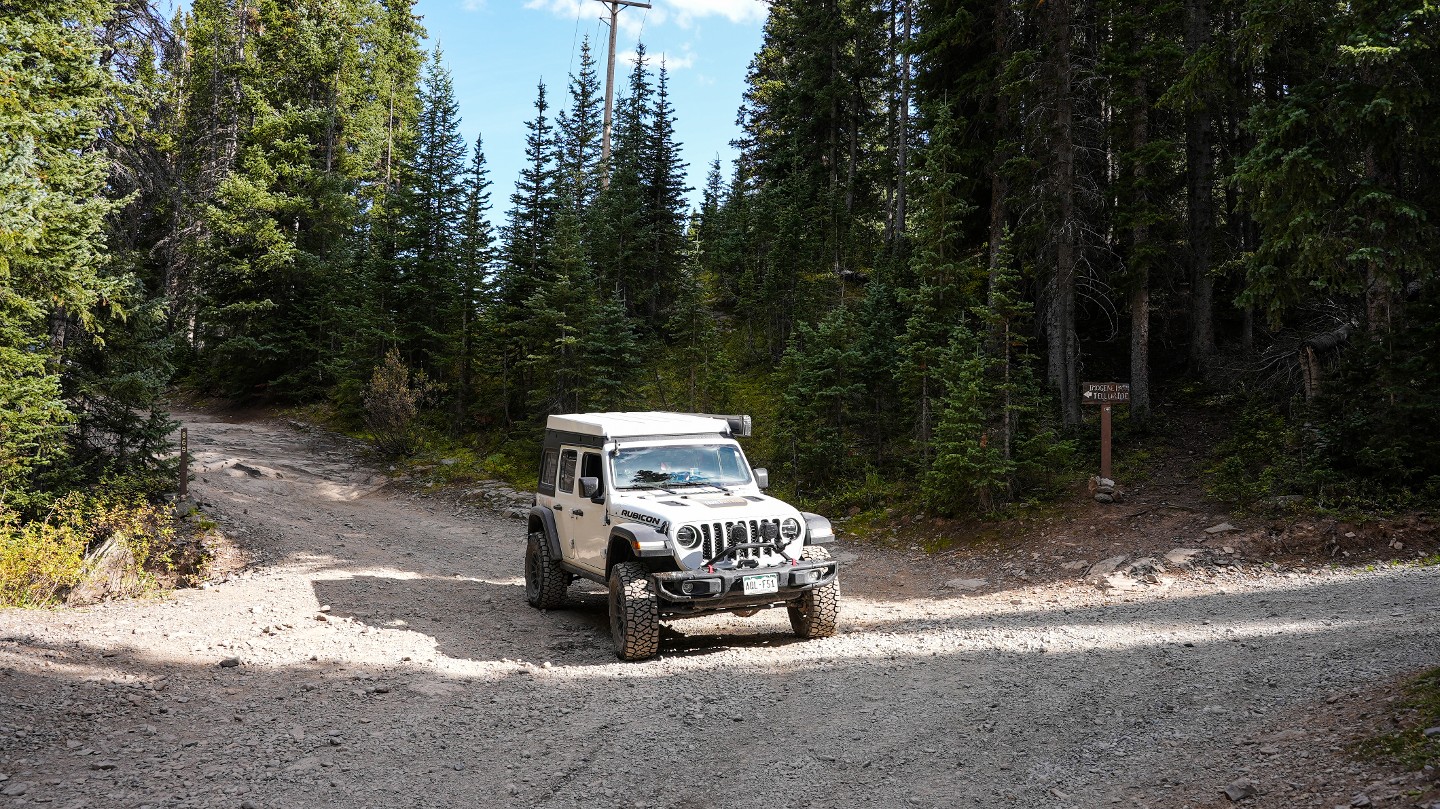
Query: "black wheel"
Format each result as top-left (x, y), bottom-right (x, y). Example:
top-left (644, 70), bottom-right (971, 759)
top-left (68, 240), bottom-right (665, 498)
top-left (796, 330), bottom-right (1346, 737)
top-left (608, 562), bottom-right (660, 661)
top-left (788, 546), bottom-right (839, 639)
top-left (525, 530), bottom-right (569, 609)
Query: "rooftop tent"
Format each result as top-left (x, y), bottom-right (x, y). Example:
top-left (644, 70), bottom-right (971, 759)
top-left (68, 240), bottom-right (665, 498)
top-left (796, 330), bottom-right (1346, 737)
top-left (546, 412), bottom-right (751, 440)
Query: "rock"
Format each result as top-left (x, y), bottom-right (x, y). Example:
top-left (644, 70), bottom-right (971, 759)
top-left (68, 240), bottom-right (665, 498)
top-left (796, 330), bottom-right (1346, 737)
top-left (440, 458), bottom-right (459, 466)
top-left (1094, 493), bottom-right (1114, 504)
top-left (241, 801), bottom-right (260, 809)
top-left (1, 782), bottom-right (28, 797)
top-left (1205, 522), bottom-right (1239, 534)
top-left (90, 761), bottom-right (117, 770)
top-left (1097, 573), bottom-right (1140, 592)
top-left (944, 578), bottom-right (988, 592)
top-left (1420, 726), bottom-right (1440, 737)
top-left (1164, 548), bottom-right (1203, 568)
top-left (218, 657), bottom-right (241, 668)
top-left (1087, 555), bottom-right (1129, 577)
top-left (1350, 794), bottom-right (1372, 807)
top-left (1059, 560), bottom-right (1089, 571)
top-left (1223, 780), bottom-right (1258, 801)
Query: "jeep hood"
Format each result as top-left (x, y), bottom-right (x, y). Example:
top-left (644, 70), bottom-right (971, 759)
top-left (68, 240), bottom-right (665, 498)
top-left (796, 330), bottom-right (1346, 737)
top-left (609, 490), bottom-right (802, 529)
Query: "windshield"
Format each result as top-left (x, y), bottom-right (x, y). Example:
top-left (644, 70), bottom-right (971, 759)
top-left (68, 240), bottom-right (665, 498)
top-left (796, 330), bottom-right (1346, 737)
top-left (611, 444), bottom-right (753, 490)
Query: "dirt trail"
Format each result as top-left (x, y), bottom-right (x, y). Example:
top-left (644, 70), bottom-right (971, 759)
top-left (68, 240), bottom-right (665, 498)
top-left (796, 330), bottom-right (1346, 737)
top-left (2, 411), bottom-right (1438, 809)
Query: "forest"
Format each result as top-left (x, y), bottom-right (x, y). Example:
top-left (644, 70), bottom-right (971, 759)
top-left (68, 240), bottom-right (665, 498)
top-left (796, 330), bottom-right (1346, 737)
top-left (2, 0), bottom-right (1438, 590)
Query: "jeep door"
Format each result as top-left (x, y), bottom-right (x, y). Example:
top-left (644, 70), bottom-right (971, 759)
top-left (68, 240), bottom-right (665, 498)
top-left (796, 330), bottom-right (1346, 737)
top-left (554, 447), bottom-right (607, 574)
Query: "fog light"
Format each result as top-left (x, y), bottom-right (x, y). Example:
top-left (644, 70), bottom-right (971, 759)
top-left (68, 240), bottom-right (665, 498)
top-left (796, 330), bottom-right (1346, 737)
top-left (681, 579), bottom-right (720, 596)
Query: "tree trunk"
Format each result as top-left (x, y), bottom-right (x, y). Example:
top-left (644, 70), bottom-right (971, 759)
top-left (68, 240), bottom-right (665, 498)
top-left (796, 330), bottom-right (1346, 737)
top-left (1129, 73), bottom-right (1152, 423)
top-left (1046, 0), bottom-right (1082, 428)
top-left (894, 0), bottom-right (910, 237)
top-left (1185, 0), bottom-right (1215, 371)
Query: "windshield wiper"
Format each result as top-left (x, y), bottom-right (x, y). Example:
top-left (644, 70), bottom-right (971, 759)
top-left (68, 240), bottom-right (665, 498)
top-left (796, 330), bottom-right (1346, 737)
top-left (668, 481), bottom-right (734, 494)
top-left (625, 482), bottom-right (677, 494)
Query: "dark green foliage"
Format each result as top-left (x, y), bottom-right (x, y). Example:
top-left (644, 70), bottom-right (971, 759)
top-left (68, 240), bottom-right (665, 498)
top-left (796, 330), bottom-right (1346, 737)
top-left (776, 306), bottom-right (872, 499)
top-left (1235, 0), bottom-right (1440, 330)
top-left (8, 0), bottom-right (1438, 530)
top-left (0, 0), bottom-right (131, 509)
top-left (1205, 400), bottom-right (1313, 507)
top-left (1307, 293), bottom-right (1440, 503)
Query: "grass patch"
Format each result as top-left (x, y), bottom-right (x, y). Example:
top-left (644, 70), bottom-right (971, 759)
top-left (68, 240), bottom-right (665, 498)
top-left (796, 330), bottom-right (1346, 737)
top-left (1353, 668), bottom-right (1440, 771)
top-left (0, 481), bottom-right (188, 607)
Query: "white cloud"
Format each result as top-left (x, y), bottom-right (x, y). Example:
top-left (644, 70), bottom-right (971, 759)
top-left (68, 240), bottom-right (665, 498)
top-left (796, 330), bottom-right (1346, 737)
top-left (523, 0), bottom-right (583, 17)
top-left (525, 0), bottom-right (669, 37)
top-left (662, 0), bottom-right (768, 27)
top-left (619, 45), bottom-right (696, 70)
top-left (462, 0), bottom-right (487, 10)
top-left (525, 0), bottom-right (763, 33)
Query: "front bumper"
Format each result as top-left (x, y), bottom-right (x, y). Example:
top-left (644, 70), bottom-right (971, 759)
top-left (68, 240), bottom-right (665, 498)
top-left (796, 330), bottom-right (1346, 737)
top-left (649, 558), bottom-right (839, 614)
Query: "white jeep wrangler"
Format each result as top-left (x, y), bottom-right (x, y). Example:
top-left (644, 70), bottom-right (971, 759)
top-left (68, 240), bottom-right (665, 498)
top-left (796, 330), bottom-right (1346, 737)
top-left (523, 412), bottom-right (839, 660)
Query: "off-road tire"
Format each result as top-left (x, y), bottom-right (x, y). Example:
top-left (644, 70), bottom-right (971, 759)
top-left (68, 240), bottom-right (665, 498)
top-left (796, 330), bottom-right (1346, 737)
top-left (788, 546), bottom-right (839, 639)
top-left (525, 530), bottom-right (569, 609)
top-left (608, 562), bottom-right (660, 660)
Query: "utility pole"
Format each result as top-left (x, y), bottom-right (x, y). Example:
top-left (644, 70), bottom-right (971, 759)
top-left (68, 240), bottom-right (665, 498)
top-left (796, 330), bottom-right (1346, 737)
top-left (597, 0), bottom-right (651, 189)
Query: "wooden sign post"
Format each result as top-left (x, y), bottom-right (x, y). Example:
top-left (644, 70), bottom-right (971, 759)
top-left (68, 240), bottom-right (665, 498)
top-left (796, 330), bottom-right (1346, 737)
top-left (1082, 383), bottom-right (1130, 481)
top-left (179, 427), bottom-right (189, 500)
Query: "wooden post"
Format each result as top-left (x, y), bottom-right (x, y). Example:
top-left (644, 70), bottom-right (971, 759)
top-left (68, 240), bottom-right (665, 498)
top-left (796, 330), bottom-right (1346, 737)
top-left (1099, 402), bottom-right (1112, 481)
top-left (597, 0), bottom-right (651, 190)
top-left (179, 427), bottom-right (189, 500)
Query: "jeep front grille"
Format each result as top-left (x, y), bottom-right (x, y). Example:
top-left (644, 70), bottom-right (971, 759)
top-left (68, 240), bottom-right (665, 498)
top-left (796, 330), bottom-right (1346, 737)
top-left (698, 519), bottom-right (782, 565)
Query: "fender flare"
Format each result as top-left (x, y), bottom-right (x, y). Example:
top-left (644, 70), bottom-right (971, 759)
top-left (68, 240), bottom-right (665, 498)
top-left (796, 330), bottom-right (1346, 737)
top-left (802, 512), bottom-right (834, 545)
top-left (609, 522), bottom-right (672, 566)
top-left (528, 506), bottom-right (562, 557)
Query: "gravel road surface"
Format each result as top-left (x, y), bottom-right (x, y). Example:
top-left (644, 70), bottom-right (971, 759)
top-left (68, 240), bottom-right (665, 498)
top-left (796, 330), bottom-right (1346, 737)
top-left (2, 411), bottom-right (1437, 809)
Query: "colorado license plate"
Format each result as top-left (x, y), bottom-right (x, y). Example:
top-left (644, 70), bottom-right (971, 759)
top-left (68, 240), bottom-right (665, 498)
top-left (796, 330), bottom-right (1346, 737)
top-left (742, 573), bottom-right (778, 595)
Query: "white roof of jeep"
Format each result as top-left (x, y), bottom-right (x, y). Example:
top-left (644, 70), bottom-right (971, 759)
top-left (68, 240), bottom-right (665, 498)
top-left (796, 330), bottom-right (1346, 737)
top-left (547, 412), bottom-right (730, 439)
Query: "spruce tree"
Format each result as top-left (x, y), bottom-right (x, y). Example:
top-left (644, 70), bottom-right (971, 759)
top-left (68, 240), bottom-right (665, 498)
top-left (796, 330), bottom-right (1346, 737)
top-left (555, 38), bottom-right (604, 214)
top-left (493, 82), bottom-right (559, 421)
top-left (456, 133), bottom-right (497, 421)
top-left (0, 0), bottom-right (127, 507)
top-left (395, 47), bottom-right (468, 374)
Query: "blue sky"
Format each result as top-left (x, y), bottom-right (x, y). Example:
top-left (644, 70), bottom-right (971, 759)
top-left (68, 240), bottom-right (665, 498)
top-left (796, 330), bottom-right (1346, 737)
top-left (416, 0), bottom-right (769, 216)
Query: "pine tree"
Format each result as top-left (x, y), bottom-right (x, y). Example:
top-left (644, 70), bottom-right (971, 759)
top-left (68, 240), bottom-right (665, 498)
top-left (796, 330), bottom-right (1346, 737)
top-left (395, 47), bottom-right (468, 374)
top-left (555, 38), bottom-right (604, 214)
top-left (455, 133), bottom-right (496, 422)
top-left (0, 0), bottom-right (128, 507)
top-left (493, 82), bottom-right (559, 421)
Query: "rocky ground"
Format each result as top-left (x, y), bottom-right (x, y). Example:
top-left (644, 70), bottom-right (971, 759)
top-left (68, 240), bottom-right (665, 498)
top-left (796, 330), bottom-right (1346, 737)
top-left (1, 409), bottom-right (1438, 809)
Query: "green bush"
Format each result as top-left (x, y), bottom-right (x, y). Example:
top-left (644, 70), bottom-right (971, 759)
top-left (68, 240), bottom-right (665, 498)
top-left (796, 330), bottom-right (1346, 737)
top-left (0, 483), bottom-right (177, 607)
top-left (363, 349), bottom-right (439, 458)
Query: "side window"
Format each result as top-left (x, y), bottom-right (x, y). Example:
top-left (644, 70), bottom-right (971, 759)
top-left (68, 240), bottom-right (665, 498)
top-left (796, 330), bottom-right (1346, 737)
top-left (558, 449), bottom-right (578, 494)
top-left (538, 449), bottom-right (559, 496)
top-left (580, 452), bottom-right (602, 481)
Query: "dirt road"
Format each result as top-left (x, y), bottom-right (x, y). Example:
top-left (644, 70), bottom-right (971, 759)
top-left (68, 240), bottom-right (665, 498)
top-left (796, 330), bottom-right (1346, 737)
top-left (2, 411), bottom-right (1437, 809)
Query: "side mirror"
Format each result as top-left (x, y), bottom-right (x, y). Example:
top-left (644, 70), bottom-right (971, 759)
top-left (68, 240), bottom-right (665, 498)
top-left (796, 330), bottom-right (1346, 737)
top-left (579, 476), bottom-right (603, 502)
top-left (752, 468), bottom-right (769, 489)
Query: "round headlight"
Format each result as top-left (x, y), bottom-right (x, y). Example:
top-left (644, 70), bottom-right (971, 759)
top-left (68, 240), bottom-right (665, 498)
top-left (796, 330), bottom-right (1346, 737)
top-left (676, 525), bottom-right (700, 549)
top-left (781, 518), bottom-right (802, 541)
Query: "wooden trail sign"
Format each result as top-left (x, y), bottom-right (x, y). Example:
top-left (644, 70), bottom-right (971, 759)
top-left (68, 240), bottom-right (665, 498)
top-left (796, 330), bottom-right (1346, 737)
top-left (1082, 382), bottom-right (1129, 482)
top-left (1082, 382), bottom-right (1130, 404)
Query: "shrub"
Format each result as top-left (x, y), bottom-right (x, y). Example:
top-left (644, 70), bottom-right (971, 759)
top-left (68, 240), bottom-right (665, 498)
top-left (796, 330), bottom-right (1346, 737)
top-left (0, 485), bottom-right (177, 607)
top-left (362, 349), bottom-right (438, 457)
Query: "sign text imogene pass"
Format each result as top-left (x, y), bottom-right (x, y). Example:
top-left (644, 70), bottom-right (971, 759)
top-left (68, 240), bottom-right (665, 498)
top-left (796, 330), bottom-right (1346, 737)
top-left (1082, 382), bottom-right (1131, 404)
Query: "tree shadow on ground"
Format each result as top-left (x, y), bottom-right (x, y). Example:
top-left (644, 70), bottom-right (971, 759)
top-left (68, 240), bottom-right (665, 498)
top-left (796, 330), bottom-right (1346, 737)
top-left (3, 568), bottom-right (1436, 809)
